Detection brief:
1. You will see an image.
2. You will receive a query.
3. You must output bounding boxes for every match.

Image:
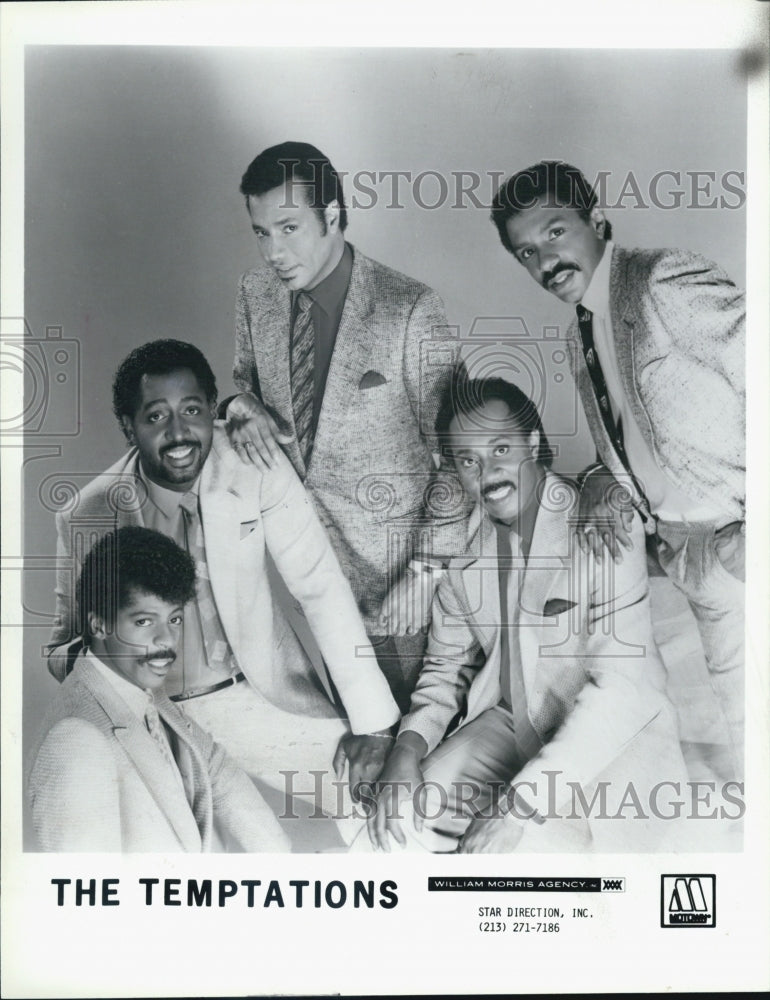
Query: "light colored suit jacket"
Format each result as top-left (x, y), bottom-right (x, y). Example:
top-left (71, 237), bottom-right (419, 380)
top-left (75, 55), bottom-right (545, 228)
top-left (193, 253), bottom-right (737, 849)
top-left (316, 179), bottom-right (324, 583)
top-left (47, 425), bottom-right (399, 734)
top-left (403, 473), bottom-right (686, 845)
top-left (234, 245), bottom-right (471, 630)
top-left (569, 245), bottom-right (745, 522)
top-left (27, 655), bottom-right (289, 852)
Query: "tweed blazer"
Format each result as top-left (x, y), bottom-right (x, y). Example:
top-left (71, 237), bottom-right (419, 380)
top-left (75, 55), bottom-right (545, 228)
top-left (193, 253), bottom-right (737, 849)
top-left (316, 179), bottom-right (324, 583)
top-left (233, 245), bottom-right (471, 630)
top-left (46, 425), bottom-right (399, 734)
top-left (27, 655), bottom-right (288, 852)
top-left (569, 245), bottom-right (745, 522)
top-left (401, 473), bottom-right (685, 834)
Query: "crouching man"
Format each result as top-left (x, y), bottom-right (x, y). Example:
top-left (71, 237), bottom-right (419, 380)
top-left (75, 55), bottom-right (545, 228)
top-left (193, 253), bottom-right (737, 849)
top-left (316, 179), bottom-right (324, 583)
top-left (364, 376), bottom-right (688, 853)
top-left (28, 526), bottom-right (289, 852)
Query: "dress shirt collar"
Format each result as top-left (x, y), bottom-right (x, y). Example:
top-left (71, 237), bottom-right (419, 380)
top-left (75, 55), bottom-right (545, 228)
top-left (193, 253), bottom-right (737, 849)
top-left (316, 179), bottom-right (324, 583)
top-left (86, 649), bottom-right (154, 718)
top-left (294, 241), bottom-right (353, 318)
top-left (137, 461), bottom-right (201, 522)
top-left (580, 240), bottom-right (614, 318)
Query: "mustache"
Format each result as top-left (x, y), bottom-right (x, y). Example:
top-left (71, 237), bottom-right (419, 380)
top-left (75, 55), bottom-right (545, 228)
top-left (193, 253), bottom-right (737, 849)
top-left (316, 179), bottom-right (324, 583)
top-left (482, 480), bottom-right (516, 499)
top-left (542, 261), bottom-right (578, 288)
top-left (140, 648), bottom-right (177, 665)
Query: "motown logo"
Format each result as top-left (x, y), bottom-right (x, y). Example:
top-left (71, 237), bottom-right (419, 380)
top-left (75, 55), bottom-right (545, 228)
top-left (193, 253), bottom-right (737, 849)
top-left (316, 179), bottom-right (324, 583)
top-left (660, 875), bottom-right (716, 928)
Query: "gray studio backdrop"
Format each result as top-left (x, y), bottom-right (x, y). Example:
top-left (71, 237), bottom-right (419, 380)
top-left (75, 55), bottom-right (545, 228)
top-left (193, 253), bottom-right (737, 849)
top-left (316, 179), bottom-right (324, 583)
top-left (21, 47), bottom-right (747, 841)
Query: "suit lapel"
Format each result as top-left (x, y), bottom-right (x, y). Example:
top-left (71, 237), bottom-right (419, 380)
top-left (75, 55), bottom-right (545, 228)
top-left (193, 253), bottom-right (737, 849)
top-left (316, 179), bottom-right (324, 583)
top-left (517, 475), bottom-right (573, 688)
top-left (76, 658), bottom-right (201, 850)
top-left (197, 448), bottom-right (243, 655)
top-left (453, 511), bottom-right (501, 657)
top-left (74, 450), bottom-right (147, 529)
top-left (610, 245), bottom-right (642, 404)
top-left (155, 695), bottom-right (213, 850)
top-left (250, 274), bottom-right (296, 452)
top-left (609, 245), bottom-right (662, 447)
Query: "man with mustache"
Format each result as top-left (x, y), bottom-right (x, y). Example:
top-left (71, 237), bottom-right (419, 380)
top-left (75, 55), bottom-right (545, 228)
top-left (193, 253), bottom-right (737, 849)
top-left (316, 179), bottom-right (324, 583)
top-left (364, 375), bottom-right (686, 853)
top-left (47, 340), bottom-right (400, 826)
top-left (29, 526), bottom-right (288, 851)
top-left (490, 161), bottom-right (745, 779)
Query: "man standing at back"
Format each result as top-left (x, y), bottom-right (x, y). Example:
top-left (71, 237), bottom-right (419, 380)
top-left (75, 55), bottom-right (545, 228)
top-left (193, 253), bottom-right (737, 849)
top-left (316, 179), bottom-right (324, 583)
top-left (227, 141), bottom-right (470, 710)
top-left (489, 160), bottom-right (745, 778)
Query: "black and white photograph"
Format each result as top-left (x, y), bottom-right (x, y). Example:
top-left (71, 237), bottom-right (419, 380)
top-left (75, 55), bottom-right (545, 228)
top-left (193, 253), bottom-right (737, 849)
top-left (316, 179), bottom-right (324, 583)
top-left (2, 0), bottom-right (768, 996)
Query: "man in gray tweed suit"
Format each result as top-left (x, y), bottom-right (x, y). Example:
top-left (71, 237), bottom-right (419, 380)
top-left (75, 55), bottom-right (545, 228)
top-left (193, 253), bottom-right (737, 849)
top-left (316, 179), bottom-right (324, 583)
top-left (226, 141), bottom-right (471, 711)
top-left (490, 160), bottom-right (745, 779)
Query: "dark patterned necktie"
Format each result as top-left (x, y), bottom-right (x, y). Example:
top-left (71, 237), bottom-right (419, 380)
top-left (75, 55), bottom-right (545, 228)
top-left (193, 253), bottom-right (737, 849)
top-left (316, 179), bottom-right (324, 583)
top-left (179, 492), bottom-right (237, 675)
top-left (496, 526), bottom-right (542, 761)
top-left (291, 291), bottom-right (316, 466)
top-left (576, 305), bottom-right (650, 517)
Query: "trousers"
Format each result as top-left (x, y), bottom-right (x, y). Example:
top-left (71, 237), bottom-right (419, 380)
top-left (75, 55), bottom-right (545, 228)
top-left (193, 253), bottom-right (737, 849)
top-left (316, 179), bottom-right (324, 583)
top-left (655, 518), bottom-right (744, 778)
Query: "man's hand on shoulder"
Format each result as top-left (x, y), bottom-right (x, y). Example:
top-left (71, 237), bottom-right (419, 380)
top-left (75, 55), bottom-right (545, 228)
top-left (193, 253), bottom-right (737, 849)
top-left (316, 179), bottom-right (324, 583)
top-left (225, 393), bottom-right (294, 469)
top-left (576, 465), bottom-right (637, 564)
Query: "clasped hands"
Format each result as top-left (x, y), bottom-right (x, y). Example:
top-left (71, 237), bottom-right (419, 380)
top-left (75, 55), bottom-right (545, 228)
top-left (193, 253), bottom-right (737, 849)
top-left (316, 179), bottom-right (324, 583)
top-left (364, 735), bottom-right (525, 853)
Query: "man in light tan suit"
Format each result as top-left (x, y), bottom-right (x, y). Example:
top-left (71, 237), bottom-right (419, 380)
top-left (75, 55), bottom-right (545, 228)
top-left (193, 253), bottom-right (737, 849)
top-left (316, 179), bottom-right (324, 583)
top-left (47, 340), bottom-right (400, 821)
top-left (29, 526), bottom-right (288, 852)
top-left (490, 161), bottom-right (745, 778)
top-left (366, 376), bottom-right (688, 854)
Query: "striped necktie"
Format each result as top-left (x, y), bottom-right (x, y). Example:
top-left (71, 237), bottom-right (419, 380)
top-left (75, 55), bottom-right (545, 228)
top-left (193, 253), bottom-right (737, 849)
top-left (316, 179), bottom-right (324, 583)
top-left (496, 525), bottom-right (543, 761)
top-left (179, 492), bottom-right (237, 676)
top-left (291, 291), bottom-right (316, 466)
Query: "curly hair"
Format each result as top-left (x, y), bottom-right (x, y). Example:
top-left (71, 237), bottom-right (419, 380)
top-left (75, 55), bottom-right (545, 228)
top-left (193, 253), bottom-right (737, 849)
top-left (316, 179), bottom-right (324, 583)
top-left (112, 339), bottom-right (217, 424)
top-left (490, 160), bottom-right (612, 255)
top-left (76, 526), bottom-right (197, 637)
top-left (435, 368), bottom-right (554, 467)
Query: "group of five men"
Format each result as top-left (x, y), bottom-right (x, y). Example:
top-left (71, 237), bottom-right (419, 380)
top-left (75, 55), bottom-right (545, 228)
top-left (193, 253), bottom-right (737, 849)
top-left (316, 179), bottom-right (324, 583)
top-left (27, 144), bottom-right (745, 853)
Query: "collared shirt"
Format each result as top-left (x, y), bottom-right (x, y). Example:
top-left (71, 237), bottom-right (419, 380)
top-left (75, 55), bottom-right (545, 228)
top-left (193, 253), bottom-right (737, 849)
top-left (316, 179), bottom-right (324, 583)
top-left (139, 463), bottom-right (192, 545)
top-left (580, 242), bottom-right (723, 523)
top-left (137, 465), bottom-right (224, 695)
top-left (86, 650), bottom-right (187, 793)
top-left (291, 241), bottom-right (353, 433)
top-left (88, 648), bottom-right (154, 718)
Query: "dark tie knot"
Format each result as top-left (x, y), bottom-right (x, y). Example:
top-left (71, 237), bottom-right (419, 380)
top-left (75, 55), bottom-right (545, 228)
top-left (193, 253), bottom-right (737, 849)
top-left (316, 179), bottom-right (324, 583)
top-left (576, 304), bottom-right (592, 323)
top-left (296, 291), bottom-right (314, 315)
